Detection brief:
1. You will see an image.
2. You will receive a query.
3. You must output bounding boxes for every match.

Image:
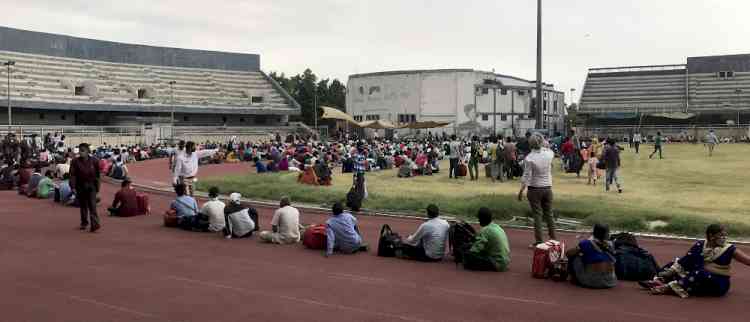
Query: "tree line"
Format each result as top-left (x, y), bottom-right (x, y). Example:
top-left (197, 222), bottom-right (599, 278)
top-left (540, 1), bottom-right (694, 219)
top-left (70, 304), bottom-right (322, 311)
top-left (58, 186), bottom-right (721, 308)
top-left (269, 69), bottom-right (346, 127)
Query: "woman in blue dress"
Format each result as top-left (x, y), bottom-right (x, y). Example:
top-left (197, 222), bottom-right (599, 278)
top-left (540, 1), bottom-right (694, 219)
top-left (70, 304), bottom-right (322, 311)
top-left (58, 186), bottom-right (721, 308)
top-left (643, 224), bottom-right (750, 298)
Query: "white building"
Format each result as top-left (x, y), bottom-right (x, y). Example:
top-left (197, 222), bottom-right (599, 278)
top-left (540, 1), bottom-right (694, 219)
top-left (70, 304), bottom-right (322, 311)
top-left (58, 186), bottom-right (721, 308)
top-left (346, 69), bottom-right (565, 137)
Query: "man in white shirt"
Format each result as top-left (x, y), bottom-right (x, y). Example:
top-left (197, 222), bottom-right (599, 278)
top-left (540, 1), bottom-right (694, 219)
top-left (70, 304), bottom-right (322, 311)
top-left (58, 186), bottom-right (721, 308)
top-left (632, 132), bottom-right (642, 154)
top-left (518, 133), bottom-right (557, 246)
top-left (200, 187), bottom-right (226, 233)
top-left (259, 196), bottom-right (301, 244)
top-left (399, 204), bottom-right (450, 261)
top-left (448, 135), bottom-right (462, 179)
top-left (172, 141), bottom-right (218, 196)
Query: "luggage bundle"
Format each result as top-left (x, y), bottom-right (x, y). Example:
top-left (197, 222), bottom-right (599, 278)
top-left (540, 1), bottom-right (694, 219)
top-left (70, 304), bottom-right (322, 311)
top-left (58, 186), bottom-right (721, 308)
top-left (532, 240), bottom-right (568, 281)
top-left (377, 224), bottom-right (402, 257)
top-left (610, 233), bottom-right (659, 281)
top-left (448, 221), bottom-right (476, 266)
top-left (303, 224), bottom-right (327, 249)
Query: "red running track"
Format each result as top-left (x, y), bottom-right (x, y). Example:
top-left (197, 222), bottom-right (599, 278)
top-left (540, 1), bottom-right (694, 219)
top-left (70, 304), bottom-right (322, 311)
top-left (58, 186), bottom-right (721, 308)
top-left (0, 158), bottom-right (747, 322)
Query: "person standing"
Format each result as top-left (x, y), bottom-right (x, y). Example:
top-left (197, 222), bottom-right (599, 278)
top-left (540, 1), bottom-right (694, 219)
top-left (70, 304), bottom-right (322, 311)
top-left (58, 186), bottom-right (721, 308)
top-left (649, 132), bottom-right (663, 159)
top-left (602, 138), bottom-right (623, 193)
top-left (172, 141), bottom-right (218, 196)
top-left (518, 133), bottom-right (557, 247)
top-left (448, 135), bottom-right (462, 179)
top-left (353, 142), bottom-right (368, 199)
top-left (705, 130), bottom-right (719, 157)
top-left (69, 143), bottom-right (101, 232)
top-left (468, 136), bottom-right (481, 181)
top-left (632, 131), bottom-right (642, 154)
top-left (503, 137), bottom-right (517, 180)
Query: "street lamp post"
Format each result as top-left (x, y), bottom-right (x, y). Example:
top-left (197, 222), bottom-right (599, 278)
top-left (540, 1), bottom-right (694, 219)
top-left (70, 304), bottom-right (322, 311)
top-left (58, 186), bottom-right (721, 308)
top-left (168, 80), bottom-right (176, 138)
top-left (535, 0), bottom-right (543, 129)
top-left (4, 60), bottom-right (15, 127)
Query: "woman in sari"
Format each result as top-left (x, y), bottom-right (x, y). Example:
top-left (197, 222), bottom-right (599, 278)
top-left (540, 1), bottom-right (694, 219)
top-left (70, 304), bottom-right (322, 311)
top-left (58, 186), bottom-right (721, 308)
top-left (566, 223), bottom-right (618, 289)
top-left (642, 224), bottom-right (750, 298)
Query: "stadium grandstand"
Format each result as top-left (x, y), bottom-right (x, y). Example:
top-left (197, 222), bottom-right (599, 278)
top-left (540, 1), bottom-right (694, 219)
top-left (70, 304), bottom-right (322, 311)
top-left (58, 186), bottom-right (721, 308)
top-left (0, 26), bottom-right (302, 143)
top-left (578, 54), bottom-right (750, 140)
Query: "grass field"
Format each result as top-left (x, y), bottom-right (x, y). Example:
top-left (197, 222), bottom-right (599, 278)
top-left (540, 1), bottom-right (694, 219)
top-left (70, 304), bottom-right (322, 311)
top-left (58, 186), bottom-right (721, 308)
top-left (198, 143), bottom-right (750, 237)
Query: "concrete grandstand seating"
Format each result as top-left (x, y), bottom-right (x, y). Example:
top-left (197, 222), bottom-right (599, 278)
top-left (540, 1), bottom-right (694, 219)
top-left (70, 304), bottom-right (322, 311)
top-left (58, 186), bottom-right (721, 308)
top-left (0, 50), bottom-right (294, 111)
top-left (580, 69), bottom-right (687, 114)
top-left (688, 72), bottom-right (750, 110)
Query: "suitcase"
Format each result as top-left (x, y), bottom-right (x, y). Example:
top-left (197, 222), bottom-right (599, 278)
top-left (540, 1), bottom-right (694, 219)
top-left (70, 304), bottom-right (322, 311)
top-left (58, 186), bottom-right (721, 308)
top-left (377, 224), bottom-right (402, 257)
top-left (457, 163), bottom-right (468, 177)
top-left (532, 240), bottom-right (565, 279)
top-left (136, 193), bottom-right (150, 215)
top-left (302, 224), bottom-right (327, 250)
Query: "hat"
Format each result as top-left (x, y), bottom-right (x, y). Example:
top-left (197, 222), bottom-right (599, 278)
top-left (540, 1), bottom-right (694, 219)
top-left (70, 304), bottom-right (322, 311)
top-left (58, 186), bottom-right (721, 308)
top-left (229, 192), bottom-right (242, 203)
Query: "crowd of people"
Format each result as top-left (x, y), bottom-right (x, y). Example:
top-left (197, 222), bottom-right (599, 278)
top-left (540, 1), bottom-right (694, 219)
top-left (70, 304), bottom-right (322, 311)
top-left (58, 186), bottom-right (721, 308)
top-left (3, 130), bottom-right (750, 300)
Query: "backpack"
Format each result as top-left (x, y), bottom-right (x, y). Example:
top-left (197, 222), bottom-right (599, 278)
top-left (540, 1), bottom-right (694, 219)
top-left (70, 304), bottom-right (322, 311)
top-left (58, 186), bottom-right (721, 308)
top-left (532, 240), bottom-right (567, 280)
top-left (448, 221), bottom-right (476, 265)
top-left (247, 207), bottom-right (260, 232)
top-left (303, 224), bottom-right (327, 250)
top-left (346, 187), bottom-right (363, 210)
top-left (611, 233), bottom-right (659, 281)
top-left (377, 224), bottom-right (402, 257)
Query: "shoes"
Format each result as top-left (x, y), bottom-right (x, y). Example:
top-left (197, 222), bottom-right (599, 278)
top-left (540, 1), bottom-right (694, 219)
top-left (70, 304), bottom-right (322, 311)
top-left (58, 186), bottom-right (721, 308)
top-left (225, 235), bottom-right (232, 239)
top-left (90, 224), bottom-right (101, 233)
top-left (79, 225), bottom-right (88, 230)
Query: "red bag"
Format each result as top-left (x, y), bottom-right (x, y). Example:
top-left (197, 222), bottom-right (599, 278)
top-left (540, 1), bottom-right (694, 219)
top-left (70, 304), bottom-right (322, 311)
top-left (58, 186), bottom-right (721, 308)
top-left (303, 224), bottom-right (327, 250)
top-left (136, 193), bottom-right (151, 215)
top-left (532, 240), bottom-right (565, 279)
top-left (164, 209), bottom-right (178, 227)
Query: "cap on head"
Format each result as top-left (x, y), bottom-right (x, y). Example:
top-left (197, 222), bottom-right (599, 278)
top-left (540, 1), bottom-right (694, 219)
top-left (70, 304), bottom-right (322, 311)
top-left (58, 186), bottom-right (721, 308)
top-left (229, 192), bottom-right (242, 203)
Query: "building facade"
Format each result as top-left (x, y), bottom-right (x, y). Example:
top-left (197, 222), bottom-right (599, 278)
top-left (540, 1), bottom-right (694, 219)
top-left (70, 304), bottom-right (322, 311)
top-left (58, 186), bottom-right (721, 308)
top-left (346, 69), bottom-right (565, 138)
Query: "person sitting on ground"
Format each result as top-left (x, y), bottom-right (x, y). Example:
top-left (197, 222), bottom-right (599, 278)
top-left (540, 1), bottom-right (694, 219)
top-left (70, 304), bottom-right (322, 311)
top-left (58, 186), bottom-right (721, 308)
top-left (58, 173), bottom-right (74, 205)
top-left (315, 159), bottom-right (332, 186)
top-left (267, 159), bottom-right (279, 172)
top-left (56, 156), bottom-right (71, 179)
top-left (109, 157), bottom-right (128, 180)
top-left (170, 183), bottom-right (199, 230)
top-left (297, 161), bottom-right (319, 185)
top-left (108, 179), bottom-right (140, 217)
top-left (642, 224), bottom-right (750, 298)
top-left (201, 186), bottom-right (226, 233)
top-left (26, 166), bottom-right (44, 197)
top-left (566, 223), bottom-right (617, 289)
top-left (0, 162), bottom-right (15, 190)
top-left (98, 155), bottom-right (112, 176)
top-left (16, 162), bottom-right (32, 192)
top-left (463, 207), bottom-right (511, 272)
top-left (254, 157), bottom-right (268, 173)
top-left (325, 201), bottom-right (367, 257)
top-left (35, 170), bottom-right (55, 199)
top-left (278, 156), bottom-right (289, 171)
top-left (223, 192), bottom-right (257, 239)
top-left (258, 196), bottom-right (301, 244)
top-left (225, 150), bottom-right (240, 163)
top-left (399, 204), bottom-right (450, 262)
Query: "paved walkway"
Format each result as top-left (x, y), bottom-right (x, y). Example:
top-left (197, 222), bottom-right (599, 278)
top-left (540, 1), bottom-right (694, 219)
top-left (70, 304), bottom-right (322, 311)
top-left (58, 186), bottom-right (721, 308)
top-left (0, 158), bottom-right (747, 321)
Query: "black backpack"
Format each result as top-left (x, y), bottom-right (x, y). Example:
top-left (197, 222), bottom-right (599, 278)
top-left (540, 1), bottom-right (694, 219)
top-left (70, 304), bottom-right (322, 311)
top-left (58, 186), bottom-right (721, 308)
top-left (346, 187), bottom-right (363, 211)
top-left (377, 224), bottom-right (402, 257)
top-left (611, 233), bottom-right (659, 281)
top-left (448, 221), bottom-right (476, 266)
top-left (247, 207), bottom-right (260, 232)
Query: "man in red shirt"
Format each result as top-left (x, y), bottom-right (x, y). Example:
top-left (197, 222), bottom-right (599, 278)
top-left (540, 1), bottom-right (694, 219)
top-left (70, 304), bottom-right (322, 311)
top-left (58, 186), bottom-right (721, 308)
top-left (108, 179), bottom-right (139, 217)
top-left (69, 143), bottom-right (101, 232)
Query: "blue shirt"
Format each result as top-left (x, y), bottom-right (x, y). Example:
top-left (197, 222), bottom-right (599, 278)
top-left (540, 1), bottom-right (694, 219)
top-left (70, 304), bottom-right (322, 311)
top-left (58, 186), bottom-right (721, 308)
top-left (171, 195), bottom-right (199, 219)
top-left (579, 239), bottom-right (615, 265)
top-left (326, 212), bottom-right (362, 255)
top-left (59, 180), bottom-right (73, 203)
top-left (353, 153), bottom-right (367, 173)
top-left (256, 162), bottom-right (267, 173)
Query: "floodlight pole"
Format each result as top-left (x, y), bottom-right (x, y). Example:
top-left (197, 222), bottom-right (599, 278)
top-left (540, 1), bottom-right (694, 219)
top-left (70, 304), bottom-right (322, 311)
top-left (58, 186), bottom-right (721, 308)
top-left (168, 80), bottom-right (176, 138)
top-left (4, 61), bottom-right (14, 127)
top-left (535, 0), bottom-right (543, 129)
top-left (492, 88), bottom-right (497, 136)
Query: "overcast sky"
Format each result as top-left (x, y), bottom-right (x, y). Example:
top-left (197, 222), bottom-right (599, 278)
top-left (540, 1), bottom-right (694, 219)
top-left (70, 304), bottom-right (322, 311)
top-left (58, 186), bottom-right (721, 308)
top-left (6, 0), bottom-right (750, 104)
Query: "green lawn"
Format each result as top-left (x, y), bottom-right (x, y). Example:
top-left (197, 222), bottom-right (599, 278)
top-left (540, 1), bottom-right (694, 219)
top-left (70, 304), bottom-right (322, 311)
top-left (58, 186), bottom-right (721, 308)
top-left (198, 143), bottom-right (750, 237)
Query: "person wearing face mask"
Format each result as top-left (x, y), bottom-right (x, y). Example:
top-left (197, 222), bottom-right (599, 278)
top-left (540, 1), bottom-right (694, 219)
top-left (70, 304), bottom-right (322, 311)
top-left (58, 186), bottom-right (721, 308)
top-left (172, 141), bottom-right (218, 196)
top-left (69, 143), bottom-right (101, 232)
top-left (642, 224), bottom-right (750, 298)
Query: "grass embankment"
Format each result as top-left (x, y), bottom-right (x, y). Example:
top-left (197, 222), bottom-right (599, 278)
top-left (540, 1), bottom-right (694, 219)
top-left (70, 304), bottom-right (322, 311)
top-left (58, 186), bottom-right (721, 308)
top-left (198, 144), bottom-right (750, 238)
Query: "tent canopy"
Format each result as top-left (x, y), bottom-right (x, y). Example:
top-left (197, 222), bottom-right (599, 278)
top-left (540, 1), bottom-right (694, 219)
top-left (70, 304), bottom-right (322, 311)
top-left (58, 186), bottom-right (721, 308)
top-left (320, 106), bottom-right (358, 124)
top-left (359, 119), bottom-right (398, 129)
top-left (403, 121), bottom-right (452, 129)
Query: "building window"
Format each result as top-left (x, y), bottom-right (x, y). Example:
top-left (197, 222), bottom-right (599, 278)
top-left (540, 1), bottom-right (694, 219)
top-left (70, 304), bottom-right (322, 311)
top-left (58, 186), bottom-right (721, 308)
top-left (501, 114), bottom-right (507, 121)
top-left (481, 88), bottom-right (489, 95)
top-left (39, 113), bottom-right (45, 120)
top-left (222, 116), bottom-right (228, 123)
top-left (358, 86), bottom-right (364, 95)
top-left (256, 116), bottom-right (267, 124)
top-left (60, 114), bottom-right (66, 120)
top-left (240, 117), bottom-right (245, 122)
top-left (500, 89), bottom-right (508, 95)
top-left (518, 90), bottom-right (525, 96)
top-left (718, 71), bottom-right (735, 80)
top-left (368, 86), bottom-right (381, 95)
top-left (74, 86), bottom-right (85, 96)
top-left (481, 114), bottom-right (489, 121)
top-left (397, 114), bottom-right (417, 123)
top-left (137, 89), bottom-right (147, 99)
top-left (365, 114), bottom-right (380, 121)
top-left (354, 115), bottom-right (363, 122)
top-left (251, 96), bottom-right (264, 103)
top-left (183, 116), bottom-right (189, 122)
top-left (553, 101), bottom-right (558, 113)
